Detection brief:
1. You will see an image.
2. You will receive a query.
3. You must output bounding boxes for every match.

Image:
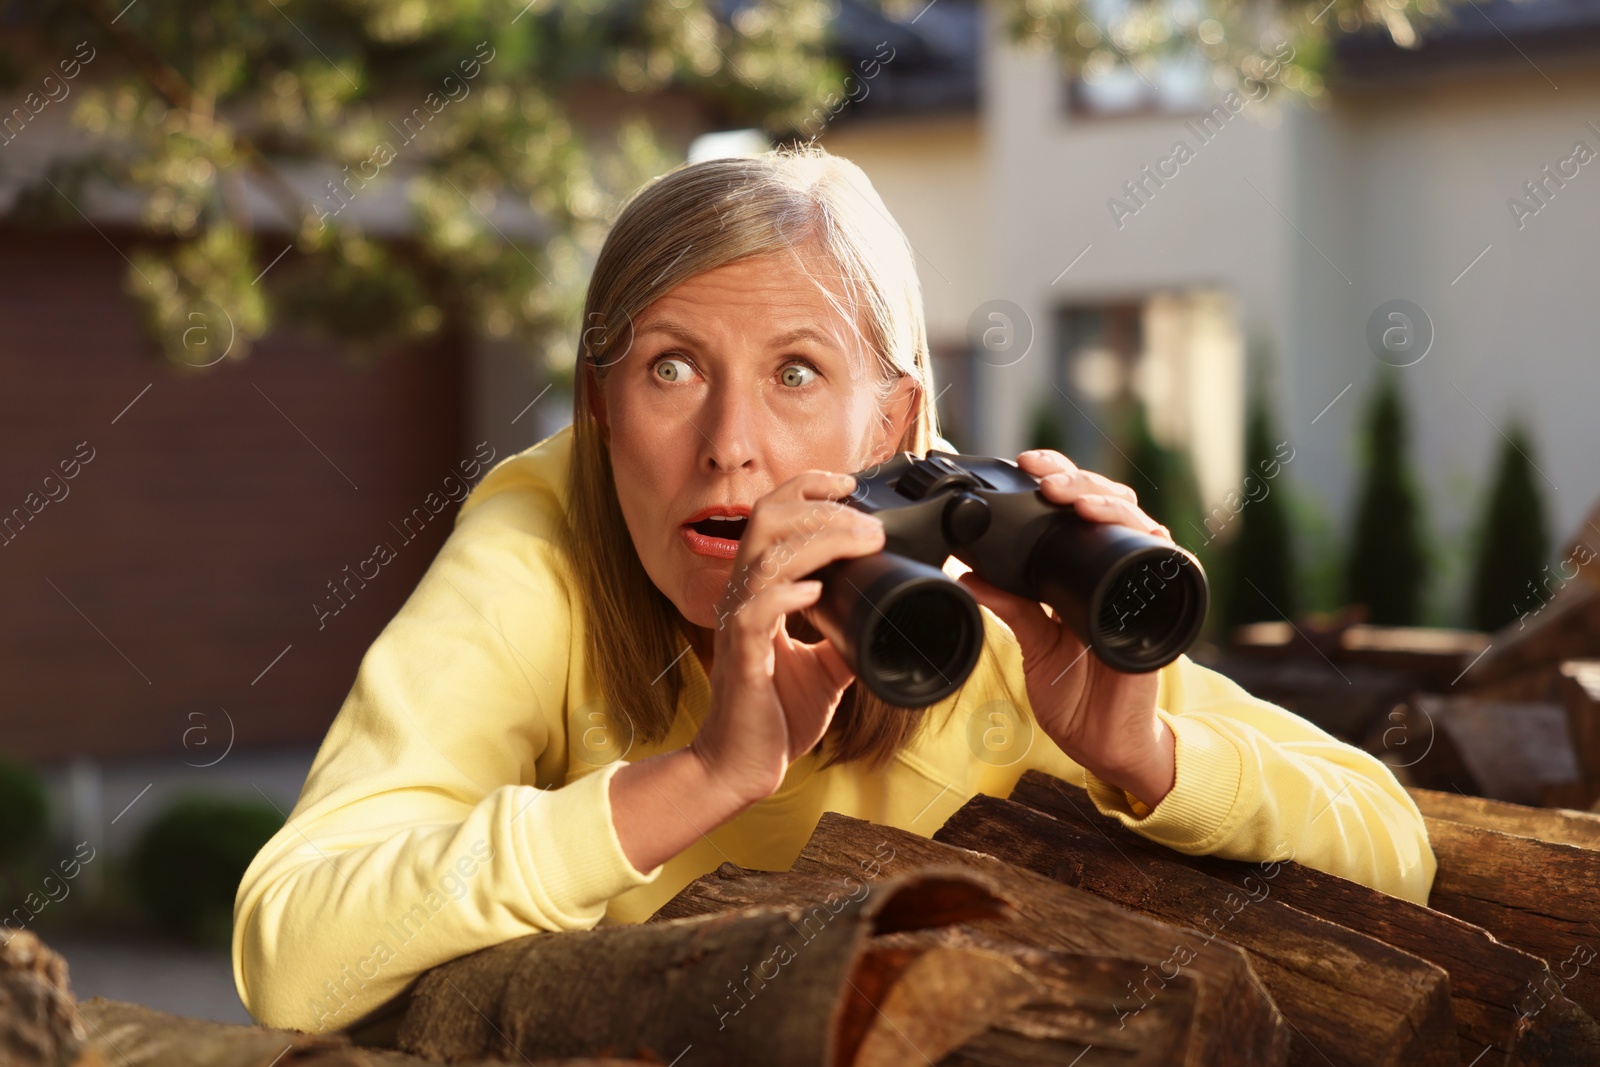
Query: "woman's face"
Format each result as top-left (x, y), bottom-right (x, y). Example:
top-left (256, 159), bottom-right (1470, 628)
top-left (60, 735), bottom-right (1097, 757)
top-left (595, 246), bottom-right (918, 630)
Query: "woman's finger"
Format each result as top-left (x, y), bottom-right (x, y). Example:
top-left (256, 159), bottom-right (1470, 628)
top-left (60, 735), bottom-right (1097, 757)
top-left (766, 468), bottom-right (858, 506)
top-left (1070, 493), bottom-right (1169, 540)
top-left (1078, 470), bottom-right (1139, 504)
top-left (724, 578), bottom-right (825, 663)
top-left (1035, 467), bottom-right (1139, 506)
top-left (1017, 449), bottom-right (1078, 480)
top-left (1019, 450), bottom-right (1138, 503)
top-left (731, 503), bottom-right (884, 600)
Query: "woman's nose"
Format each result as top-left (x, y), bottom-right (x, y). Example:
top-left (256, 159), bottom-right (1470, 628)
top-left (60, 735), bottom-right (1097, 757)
top-left (698, 383), bottom-right (759, 474)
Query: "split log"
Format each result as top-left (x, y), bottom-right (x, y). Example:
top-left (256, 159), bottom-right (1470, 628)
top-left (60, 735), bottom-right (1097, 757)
top-left (396, 869), bottom-right (1022, 1067)
top-left (927, 936), bottom-right (1199, 1067)
top-left (785, 812), bottom-right (1290, 1066)
top-left (1336, 625), bottom-right (1491, 688)
top-left (0, 928), bottom-right (93, 1067)
top-left (1228, 610), bottom-right (1363, 664)
top-left (1409, 786), bottom-right (1600, 850)
top-left (1461, 582), bottom-right (1600, 690)
top-left (838, 939), bottom-right (1039, 1067)
top-left (1457, 666), bottom-right (1567, 704)
top-left (1570, 500), bottom-right (1600, 592)
top-left (1390, 695), bottom-right (1580, 806)
top-left (76, 997), bottom-right (601, 1067)
top-left (1220, 619), bottom-right (1489, 735)
top-left (1013, 770), bottom-right (1600, 1067)
top-left (659, 865), bottom-right (1202, 1066)
top-left (935, 791), bottom-right (1456, 1067)
top-left (1421, 817), bottom-right (1600, 1023)
top-left (1206, 652), bottom-right (1418, 741)
top-left (1562, 661), bottom-right (1600, 802)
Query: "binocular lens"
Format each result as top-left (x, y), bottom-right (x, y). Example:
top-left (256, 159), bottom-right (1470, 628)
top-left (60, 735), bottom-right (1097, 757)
top-left (1091, 550), bottom-right (1206, 671)
top-left (805, 555), bottom-right (984, 708)
top-left (867, 585), bottom-right (979, 702)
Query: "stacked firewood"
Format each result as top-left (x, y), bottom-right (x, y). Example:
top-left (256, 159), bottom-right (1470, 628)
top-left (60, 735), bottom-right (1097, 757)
top-left (1217, 499), bottom-right (1600, 813)
top-left (9, 764), bottom-right (1600, 1066)
top-left (0, 924), bottom-right (647, 1066)
top-left (392, 770), bottom-right (1600, 1066)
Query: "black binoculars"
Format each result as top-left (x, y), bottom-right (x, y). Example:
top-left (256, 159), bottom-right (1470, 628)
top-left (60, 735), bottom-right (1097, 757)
top-left (801, 450), bottom-right (1208, 707)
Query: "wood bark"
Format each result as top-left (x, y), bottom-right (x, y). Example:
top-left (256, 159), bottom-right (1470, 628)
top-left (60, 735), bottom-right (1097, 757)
top-left (786, 811), bottom-right (1290, 1066)
top-left (1336, 625), bottom-right (1491, 688)
top-left (76, 997), bottom-right (604, 1067)
top-left (1561, 661), bottom-right (1600, 802)
top-left (919, 931), bottom-right (1198, 1067)
top-left (1408, 785), bottom-right (1600, 849)
top-left (1568, 503), bottom-right (1600, 593)
top-left (1407, 695), bottom-right (1581, 806)
top-left (935, 791), bottom-right (1456, 1067)
top-left (0, 929), bottom-right (91, 1067)
top-left (1012, 770), bottom-right (1600, 1067)
top-left (839, 939), bottom-right (1038, 1067)
top-left (1460, 583), bottom-right (1600, 689)
top-left (659, 867), bottom-right (1203, 1066)
top-left (1420, 816), bottom-right (1600, 1022)
top-left (396, 869), bottom-right (1020, 1067)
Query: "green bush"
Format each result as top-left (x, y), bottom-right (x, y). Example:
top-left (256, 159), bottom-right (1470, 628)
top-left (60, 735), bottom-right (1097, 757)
top-left (0, 756), bottom-right (49, 867)
top-left (1468, 420), bottom-right (1551, 632)
top-left (1115, 399), bottom-right (1205, 543)
top-left (130, 793), bottom-right (284, 946)
top-left (1026, 399), bottom-right (1071, 455)
top-left (1344, 372), bottom-right (1430, 625)
top-left (1223, 391), bottom-right (1297, 627)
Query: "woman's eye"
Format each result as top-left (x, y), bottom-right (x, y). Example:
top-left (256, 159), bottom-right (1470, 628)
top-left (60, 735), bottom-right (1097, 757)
top-left (653, 356), bottom-right (692, 382)
top-left (780, 362), bottom-right (817, 388)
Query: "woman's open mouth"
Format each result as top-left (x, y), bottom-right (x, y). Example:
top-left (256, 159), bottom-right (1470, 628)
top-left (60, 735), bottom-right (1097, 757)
top-left (680, 513), bottom-right (749, 560)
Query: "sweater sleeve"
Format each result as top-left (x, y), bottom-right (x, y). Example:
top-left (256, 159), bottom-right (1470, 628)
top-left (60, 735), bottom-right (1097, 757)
top-left (231, 486), bottom-right (663, 1034)
top-left (1081, 653), bottom-right (1437, 905)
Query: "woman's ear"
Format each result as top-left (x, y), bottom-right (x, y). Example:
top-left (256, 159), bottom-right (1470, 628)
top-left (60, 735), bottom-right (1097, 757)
top-left (869, 375), bottom-right (920, 465)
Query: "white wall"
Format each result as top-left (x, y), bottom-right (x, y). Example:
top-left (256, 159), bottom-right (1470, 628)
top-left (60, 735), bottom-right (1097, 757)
top-left (976, 9), bottom-right (1600, 617)
top-left (816, 115), bottom-right (990, 346)
top-left (1291, 67), bottom-right (1600, 604)
top-left (980, 12), bottom-right (1293, 501)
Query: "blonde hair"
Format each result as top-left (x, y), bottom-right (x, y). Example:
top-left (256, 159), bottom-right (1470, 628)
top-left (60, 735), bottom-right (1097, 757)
top-left (560, 143), bottom-right (951, 769)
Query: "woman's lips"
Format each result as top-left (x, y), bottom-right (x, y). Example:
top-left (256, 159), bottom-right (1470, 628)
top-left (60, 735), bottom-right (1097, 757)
top-left (680, 524), bottom-right (741, 560)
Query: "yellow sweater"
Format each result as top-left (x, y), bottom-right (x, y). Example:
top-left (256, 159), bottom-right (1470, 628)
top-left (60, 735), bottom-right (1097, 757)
top-left (232, 422), bottom-right (1437, 1035)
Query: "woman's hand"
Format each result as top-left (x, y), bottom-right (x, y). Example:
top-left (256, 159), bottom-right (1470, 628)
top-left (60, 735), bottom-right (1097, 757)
top-left (688, 470), bottom-right (885, 808)
top-left (956, 449), bottom-right (1178, 809)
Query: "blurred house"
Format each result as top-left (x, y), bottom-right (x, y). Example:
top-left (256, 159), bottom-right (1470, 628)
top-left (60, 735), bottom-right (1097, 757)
top-left (821, 0), bottom-right (1600, 577)
top-left (2, 0), bottom-right (1598, 811)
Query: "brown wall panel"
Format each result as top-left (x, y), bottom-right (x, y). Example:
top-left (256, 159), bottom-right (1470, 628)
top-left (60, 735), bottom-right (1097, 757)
top-left (0, 226), bottom-right (468, 763)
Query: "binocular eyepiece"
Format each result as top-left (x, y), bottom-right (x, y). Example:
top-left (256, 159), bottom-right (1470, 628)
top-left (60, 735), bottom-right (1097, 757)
top-left (801, 450), bottom-right (1208, 708)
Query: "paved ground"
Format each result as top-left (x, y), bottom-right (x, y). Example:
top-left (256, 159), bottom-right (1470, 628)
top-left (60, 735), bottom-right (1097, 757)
top-left (50, 934), bottom-right (254, 1024)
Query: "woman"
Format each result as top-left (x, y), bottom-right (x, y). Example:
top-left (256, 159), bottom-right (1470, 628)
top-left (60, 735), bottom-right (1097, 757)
top-left (232, 145), bottom-right (1435, 1039)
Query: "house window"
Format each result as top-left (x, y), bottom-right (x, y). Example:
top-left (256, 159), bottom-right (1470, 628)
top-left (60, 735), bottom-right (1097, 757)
top-left (1043, 292), bottom-right (1244, 530)
top-left (1062, 0), bottom-right (1212, 118)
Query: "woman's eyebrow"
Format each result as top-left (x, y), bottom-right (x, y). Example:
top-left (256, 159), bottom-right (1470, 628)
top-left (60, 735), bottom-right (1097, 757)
top-left (634, 318), bottom-right (701, 345)
top-left (768, 325), bottom-right (842, 352)
top-left (635, 318), bottom-right (842, 352)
